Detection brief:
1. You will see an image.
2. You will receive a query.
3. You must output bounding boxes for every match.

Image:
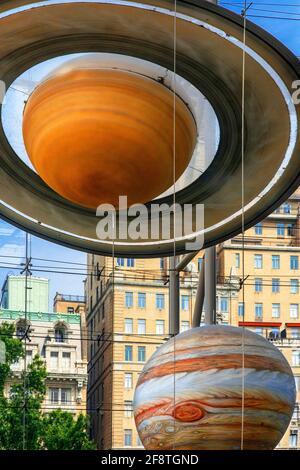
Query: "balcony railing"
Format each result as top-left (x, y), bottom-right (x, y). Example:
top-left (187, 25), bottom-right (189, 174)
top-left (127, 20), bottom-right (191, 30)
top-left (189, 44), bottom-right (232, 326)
top-left (56, 294), bottom-right (85, 302)
top-left (271, 207), bottom-right (298, 216)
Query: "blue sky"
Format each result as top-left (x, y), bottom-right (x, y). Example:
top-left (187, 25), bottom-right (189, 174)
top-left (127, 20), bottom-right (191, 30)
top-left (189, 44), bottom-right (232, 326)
top-left (220, 0), bottom-right (300, 56)
top-left (0, 0), bottom-right (299, 310)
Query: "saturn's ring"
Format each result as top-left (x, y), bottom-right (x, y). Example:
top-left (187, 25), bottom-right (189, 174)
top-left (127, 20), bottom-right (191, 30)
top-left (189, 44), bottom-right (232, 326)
top-left (0, 0), bottom-right (299, 257)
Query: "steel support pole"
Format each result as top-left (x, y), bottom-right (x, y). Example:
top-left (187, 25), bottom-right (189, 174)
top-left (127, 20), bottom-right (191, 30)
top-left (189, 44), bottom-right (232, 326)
top-left (169, 256), bottom-right (180, 336)
top-left (175, 251), bottom-right (198, 273)
top-left (192, 257), bottom-right (205, 327)
top-left (204, 246), bottom-right (217, 325)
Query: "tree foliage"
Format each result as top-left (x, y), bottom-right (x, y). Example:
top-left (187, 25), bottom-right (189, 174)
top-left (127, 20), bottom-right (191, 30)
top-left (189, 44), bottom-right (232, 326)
top-left (41, 410), bottom-right (95, 450)
top-left (0, 322), bottom-right (24, 393)
top-left (0, 322), bottom-right (95, 450)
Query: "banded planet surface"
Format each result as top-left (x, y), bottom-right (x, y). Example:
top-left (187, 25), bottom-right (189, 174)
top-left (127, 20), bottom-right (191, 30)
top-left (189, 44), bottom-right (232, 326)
top-left (133, 325), bottom-right (296, 450)
top-left (23, 63), bottom-right (197, 209)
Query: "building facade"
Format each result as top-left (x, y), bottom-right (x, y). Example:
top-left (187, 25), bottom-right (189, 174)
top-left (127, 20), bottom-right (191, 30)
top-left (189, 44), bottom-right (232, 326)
top-left (1, 275), bottom-right (49, 312)
top-left (217, 191), bottom-right (300, 449)
top-left (85, 191), bottom-right (300, 450)
top-left (1, 290), bottom-right (88, 416)
top-left (85, 256), bottom-right (239, 449)
top-left (54, 292), bottom-right (86, 315)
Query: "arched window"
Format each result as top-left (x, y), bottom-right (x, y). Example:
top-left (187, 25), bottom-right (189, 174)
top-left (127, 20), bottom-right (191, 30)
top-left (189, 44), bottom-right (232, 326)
top-left (54, 322), bottom-right (67, 343)
top-left (16, 319), bottom-right (28, 339)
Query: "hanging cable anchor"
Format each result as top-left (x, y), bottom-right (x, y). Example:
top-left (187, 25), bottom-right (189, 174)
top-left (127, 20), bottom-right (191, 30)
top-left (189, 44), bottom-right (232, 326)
top-left (20, 257), bottom-right (32, 276)
top-left (241, 2), bottom-right (253, 17)
top-left (20, 326), bottom-right (31, 343)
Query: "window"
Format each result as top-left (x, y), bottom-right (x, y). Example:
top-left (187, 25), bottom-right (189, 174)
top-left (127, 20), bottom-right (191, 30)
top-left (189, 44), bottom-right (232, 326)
top-left (181, 295), bottom-right (189, 311)
top-left (49, 387), bottom-right (59, 404)
top-left (67, 307), bottom-right (74, 314)
top-left (124, 429), bottom-right (132, 447)
top-left (292, 351), bottom-right (300, 366)
top-left (99, 356), bottom-right (104, 376)
top-left (254, 278), bottom-right (262, 293)
top-left (283, 202), bottom-right (291, 214)
top-left (124, 401), bottom-right (133, 418)
top-left (16, 321), bottom-right (27, 339)
top-left (198, 257), bottom-right (203, 272)
top-left (62, 352), bottom-right (71, 369)
top-left (276, 223), bottom-right (285, 237)
top-left (96, 286), bottom-right (99, 302)
top-left (291, 279), bottom-right (299, 294)
top-left (235, 253), bottom-right (240, 269)
top-left (61, 388), bottom-right (71, 404)
top-left (220, 297), bottom-right (228, 312)
top-left (90, 318), bottom-right (94, 335)
top-left (138, 346), bottom-right (146, 362)
top-left (254, 223), bottom-right (262, 235)
top-left (291, 328), bottom-right (300, 339)
top-left (124, 318), bottom-right (133, 334)
top-left (138, 292), bottom-right (146, 308)
top-left (288, 224), bottom-right (295, 236)
top-left (125, 292), bottom-right (133, 308)
top-left (160, 258), bottom-right (164, 270)
top-left (291, 256), bottom-right (299, 270)
top-left (254, 254), bottom-right (263, 269)
top-left (272, 303), bottom-right (280, 318)
top-left (289, 431), bottom-right (298, 448)
top-left (124, 373), bottom-right (133, 389)
top-left (117, 258), bottom-right (125, 267)
top-left (156, 294), bottom-right (165, 309)
top-left (272, 255), bottom-right (280, 269)
top-left (138, 319), bottom-right (146, 335)
top-left (55, 327), bottom-right (66, 343)
top-left (295, 376), bottom-right (300, 392)
top-left (137, 435), bottom-right (143, 447)
top-left (238, 302), bottom-right (245, 317)
top-left (26, 350), bottom-right (33, 364)
top-left (180, 321), bottom-right (190, 332)
top-left (290, 304), bottom-right (299, 319)
top-left (156, 320), bottom-right (165, 335)
top-left (272, 278), bottom-right (280, 293)
top-left (127, 258), bottom-right (135, 268)
top-left (50, 351), bottom-right (58, 369)
top-left (255, 303), bottom-right (263, 320)
top-left (125, 345), bottom-right (133, 362)
top-left (269, 328), bottom-right (279, 340)
top-left (292, 405), bottom-right (299, 421)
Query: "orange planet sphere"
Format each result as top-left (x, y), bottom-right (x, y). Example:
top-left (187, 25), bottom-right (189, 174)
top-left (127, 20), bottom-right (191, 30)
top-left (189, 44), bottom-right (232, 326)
top-left (22, 68), bottom-right (197, 208)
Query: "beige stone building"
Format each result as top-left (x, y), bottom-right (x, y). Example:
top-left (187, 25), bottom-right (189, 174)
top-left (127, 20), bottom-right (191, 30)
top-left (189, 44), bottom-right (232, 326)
top-left (1, 293), bottom-right (88, 417)
top-left (218, 191), bottom-right (300, 449)
top-left (85, 256), bottom-right (239, 448)
top-left (86, 191), bottom-right (300, 450)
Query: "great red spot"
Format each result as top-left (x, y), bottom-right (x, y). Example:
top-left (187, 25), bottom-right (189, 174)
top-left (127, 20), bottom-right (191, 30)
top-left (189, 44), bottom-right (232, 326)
top-left (173, 402), bottom-right (204, 422)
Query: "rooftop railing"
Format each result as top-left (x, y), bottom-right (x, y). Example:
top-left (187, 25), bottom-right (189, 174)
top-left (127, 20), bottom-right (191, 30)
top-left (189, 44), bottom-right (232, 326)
top-left (55, 294), bottom-right (85, 303)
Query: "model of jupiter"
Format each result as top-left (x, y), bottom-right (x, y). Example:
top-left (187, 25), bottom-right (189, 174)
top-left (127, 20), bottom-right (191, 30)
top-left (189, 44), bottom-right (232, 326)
top-left (133, 325), bottom-right (296, 450)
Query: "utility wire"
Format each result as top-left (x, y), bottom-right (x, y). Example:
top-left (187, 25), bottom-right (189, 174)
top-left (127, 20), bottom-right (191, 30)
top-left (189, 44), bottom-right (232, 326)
top-left (248, 14), bottom-right (300, 19)
top-left (220, 2), bottom-right (300, 5)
